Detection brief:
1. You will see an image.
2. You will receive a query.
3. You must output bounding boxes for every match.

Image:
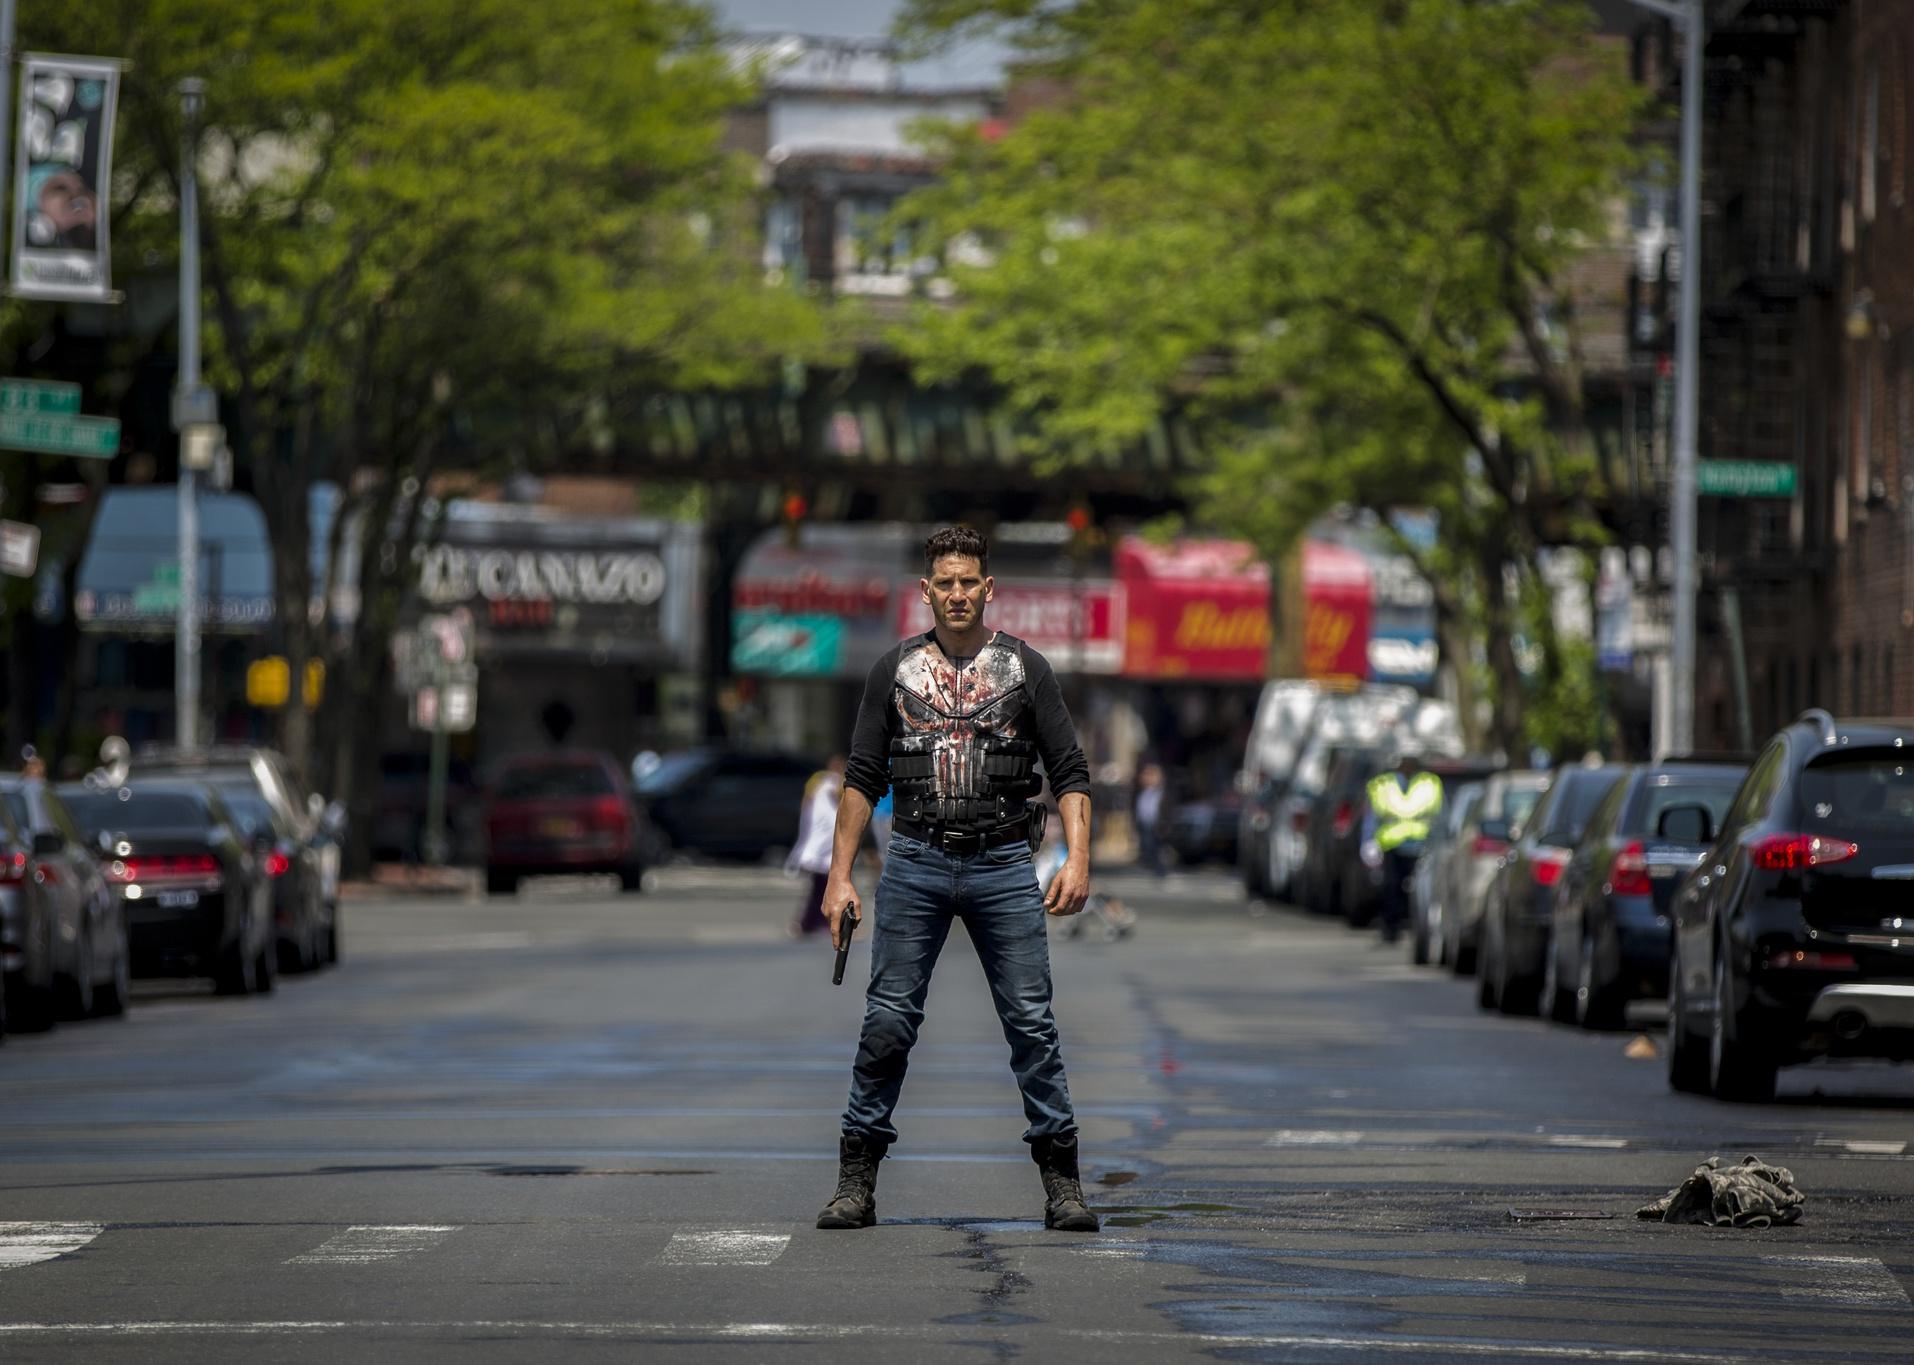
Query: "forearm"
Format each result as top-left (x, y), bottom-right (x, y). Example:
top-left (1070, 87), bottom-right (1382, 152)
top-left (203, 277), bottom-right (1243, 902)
top-left (1059, 791), bottom-right (1091, 868)
top-left (828, 787), bottom-right (875, 881)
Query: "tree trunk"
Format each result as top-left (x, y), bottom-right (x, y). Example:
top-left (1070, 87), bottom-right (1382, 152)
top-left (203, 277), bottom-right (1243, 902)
top-left (1478, 542), bottom-right (1526, 760)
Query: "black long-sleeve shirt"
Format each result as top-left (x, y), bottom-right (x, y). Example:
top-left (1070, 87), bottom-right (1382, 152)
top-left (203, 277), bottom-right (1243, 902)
top-left (843, 629), bottom-right (1091, 812)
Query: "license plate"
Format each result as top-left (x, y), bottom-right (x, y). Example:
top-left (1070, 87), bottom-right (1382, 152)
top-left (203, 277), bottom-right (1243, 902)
top-left (539, 818), bottom-right (583, 839)
top-left (154, 890), bottom-right (199, 908)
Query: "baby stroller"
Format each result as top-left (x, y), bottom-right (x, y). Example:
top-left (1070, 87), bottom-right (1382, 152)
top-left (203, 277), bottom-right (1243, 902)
top-left (1033, 809), bottom-right (1137, 942)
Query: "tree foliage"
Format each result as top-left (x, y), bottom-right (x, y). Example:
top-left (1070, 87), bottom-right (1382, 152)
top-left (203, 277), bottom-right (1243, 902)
top-left (16, 0), bottom-right (823, 804)
top-left (894, 0), bottom-right (1646, 754)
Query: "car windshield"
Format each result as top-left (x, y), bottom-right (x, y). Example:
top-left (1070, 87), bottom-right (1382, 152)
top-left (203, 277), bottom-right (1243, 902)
top-left (1628, 779), bottom-right (1742, 838)
top-left (1542, 773), bottom-right (1619, 844)
top-left (1800, 754), bottom-right (1914, 837)
top-left (634, 752), bottom-right (708, 794)
top-left (217, 788), bottom-right (279, 839)
top-left (64, 791), bottom-right (210, 832)
top-left (497, 762), bottom-right (614, 800)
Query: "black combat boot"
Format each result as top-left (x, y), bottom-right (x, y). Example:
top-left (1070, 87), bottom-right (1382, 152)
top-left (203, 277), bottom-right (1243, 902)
top-left (816, 1133), bottom-right (886, 1229)
top-left (1032, 1134), bottom-right (1099, 1232)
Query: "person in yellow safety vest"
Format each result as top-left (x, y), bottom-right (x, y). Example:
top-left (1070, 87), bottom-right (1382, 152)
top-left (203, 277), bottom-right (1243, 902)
top-left (1363, 753), bottom-right (1443, 945)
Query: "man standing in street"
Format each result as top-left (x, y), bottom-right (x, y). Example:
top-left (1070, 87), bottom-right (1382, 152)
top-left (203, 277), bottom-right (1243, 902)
top-left (814, 525), bottom-right (1099, 1233)
top-left (1365, 752), bottom-right (1442, 945)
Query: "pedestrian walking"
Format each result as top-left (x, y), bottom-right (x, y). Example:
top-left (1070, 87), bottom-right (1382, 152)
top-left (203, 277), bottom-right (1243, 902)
top-left (814, 525), bottom-right (1099, 1233)
top-left (786, 756), bottom-right (844, 936)
top-left (1133, 761), bottom-right (1167, 877)
top-left (1363, 751), bottom-right (1442, 945)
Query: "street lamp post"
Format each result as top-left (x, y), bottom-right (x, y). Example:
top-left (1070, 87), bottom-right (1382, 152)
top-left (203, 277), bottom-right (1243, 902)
top-left (174, 79), bottom-right (217, 751)
top-left (1628, 0), bottom-right (1704, 758)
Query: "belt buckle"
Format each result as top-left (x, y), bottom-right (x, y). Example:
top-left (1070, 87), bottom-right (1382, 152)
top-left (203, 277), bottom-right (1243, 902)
top-left (938, 828), bottom-right (979, 853)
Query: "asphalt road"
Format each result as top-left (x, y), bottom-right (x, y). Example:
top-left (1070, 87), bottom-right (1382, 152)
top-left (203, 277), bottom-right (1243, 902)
top-left (1, 863), bottom-right (1911, 1363)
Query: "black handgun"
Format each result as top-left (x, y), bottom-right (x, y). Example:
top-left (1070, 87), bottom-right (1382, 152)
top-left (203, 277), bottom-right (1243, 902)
top-left (832, 906), bottom-right (861, 985)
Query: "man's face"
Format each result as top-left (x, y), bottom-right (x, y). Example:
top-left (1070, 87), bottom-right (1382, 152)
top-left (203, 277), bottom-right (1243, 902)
top-left (922, 553), bottom-right (992, 638)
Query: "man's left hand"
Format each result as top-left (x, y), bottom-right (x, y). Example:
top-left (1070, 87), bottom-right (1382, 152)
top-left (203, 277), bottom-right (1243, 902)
top-left (1044, 857), bottom-right (1090, 917)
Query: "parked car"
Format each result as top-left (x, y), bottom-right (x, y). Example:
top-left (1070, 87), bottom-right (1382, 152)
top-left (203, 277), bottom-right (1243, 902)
top-left (1411, 781), bottom-right (1484, 965)
top-left (213, 782), bottom-right (335, 971)
top-left (1163, 789), bottom-right (1243, 866)
top-left (634, 748), bottom-right (818, 863)
top-left (1476, 763), bottom-right (1624, 1015)
top-left (61, 781), bottom-right (276, 995)
top-left (0, 778), bottom-right (127, 1031)
top-left (1541, 760), bottom-right (1747, 1029)
top-left (1293, 746), bottom-right (1388, 918)
top-left (374, 751), bottom-right (482, 865)
top-left (485, 750), bottom-right (648, 895)
top-left (1667, 711), bottom-right (1914, 1101)
top-left (1438, 770), bottom-right (1549, 974)
top-left (132, 746), bottom-right (344, 948)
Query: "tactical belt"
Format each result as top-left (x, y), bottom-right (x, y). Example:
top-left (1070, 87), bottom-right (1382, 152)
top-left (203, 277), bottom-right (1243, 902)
top-left (893, 819), bottom-right (1030, 854)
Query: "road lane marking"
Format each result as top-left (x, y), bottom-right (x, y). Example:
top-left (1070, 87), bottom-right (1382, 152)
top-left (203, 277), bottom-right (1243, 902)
top-left (0, 1321), bottom-right (1750, 1358)
top-left (655, 1231), bottom-right (790, 1266)
top-left (1766, 1254), bottom-right (1913, 1307)
top-left (1266, 1130), bottom-right (1366, 1146)
top-left (0, 1223), bottom-right (103, 1270)
top-left (1813, 1138), bottom-right (1907, 1156)
top-left (287, 1226), bottom-right (459, 1265)
top-left (1545, 1135), bottom-right (1629, 1149)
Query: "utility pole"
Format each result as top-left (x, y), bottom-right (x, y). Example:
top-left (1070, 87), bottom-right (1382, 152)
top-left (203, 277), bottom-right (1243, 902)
top-left (174, 78), bottom-right (217, 751)
top-left (1626, 0), bottom-right (1704, 757)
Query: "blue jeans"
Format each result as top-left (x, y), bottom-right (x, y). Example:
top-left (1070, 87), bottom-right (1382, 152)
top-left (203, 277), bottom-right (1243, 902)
top-left (842, 833), bottom-right (1077, 1147)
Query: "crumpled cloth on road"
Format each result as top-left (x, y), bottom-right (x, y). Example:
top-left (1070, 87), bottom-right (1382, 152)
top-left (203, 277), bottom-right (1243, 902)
top-left (1636, 1155), bottom-right (1805, 1229)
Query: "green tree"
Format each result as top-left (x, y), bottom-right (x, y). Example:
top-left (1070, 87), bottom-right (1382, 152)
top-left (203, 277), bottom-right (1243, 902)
top-left (19, 0), bottom-right (823, 815)
top-left (895, 0), bottom-right (1645, 755)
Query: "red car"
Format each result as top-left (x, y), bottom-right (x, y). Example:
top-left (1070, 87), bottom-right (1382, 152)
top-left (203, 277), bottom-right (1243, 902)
top-left (483, 751), bottom-right (648, 896)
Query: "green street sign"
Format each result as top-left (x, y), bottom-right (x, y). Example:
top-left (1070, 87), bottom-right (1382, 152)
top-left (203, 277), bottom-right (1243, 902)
top-left (0, 378), bottom-right (81, 415)
top-left (0, 410), bottom-right (121, 459)
top-left (1697, 460), bottom-right (1797, 498)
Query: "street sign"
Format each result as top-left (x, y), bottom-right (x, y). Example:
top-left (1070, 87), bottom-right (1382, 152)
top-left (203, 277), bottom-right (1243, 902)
top-left (1697, 460), bottom-right (1797, 498)
top-left (0, 519), bottom-right (40, 576)
top-left (410, 682), bottom-right (477, 734)
top-left (0, 378), bottom-right (80, 415)
top-left (0, 410), bottom-right (121, 459)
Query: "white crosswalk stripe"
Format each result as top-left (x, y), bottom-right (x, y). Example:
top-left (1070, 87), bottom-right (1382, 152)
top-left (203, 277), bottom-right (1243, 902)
top-left (287, 1225), bottom-right (460, 1266)
top-left (656, 1231), bottom-right (791, 1266)
top-left (1767, 1255), bottom-right (1913, 1308)
top-left (0, 1222), bottom-right (104, 1270)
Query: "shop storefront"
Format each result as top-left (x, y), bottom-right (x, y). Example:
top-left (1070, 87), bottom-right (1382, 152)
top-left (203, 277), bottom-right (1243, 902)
top-left (409, 504), bottom-right (703, 771)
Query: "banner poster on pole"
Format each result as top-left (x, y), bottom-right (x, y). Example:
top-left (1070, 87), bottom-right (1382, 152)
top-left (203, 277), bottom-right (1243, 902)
top-left (11, 54), bottom-right (121, 303)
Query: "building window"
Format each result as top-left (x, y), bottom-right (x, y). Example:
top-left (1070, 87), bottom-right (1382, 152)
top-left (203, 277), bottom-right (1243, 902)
top-left (834, 195), bottom-right (927, 296)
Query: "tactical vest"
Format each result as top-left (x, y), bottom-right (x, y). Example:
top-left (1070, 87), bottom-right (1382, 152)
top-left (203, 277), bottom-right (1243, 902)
top-left (1368, 770), bottom-right (1443, 851)
top-left (886, 632), bottom-right (1043, 831)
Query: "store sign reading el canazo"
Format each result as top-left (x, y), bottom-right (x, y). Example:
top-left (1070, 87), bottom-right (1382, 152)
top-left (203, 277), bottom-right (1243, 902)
top-left (416, 545), bottom-right (667, 606)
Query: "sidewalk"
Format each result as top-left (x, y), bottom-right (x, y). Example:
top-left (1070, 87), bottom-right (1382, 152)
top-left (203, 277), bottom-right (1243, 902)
top-left (340, 863), bottom-right (479, 900)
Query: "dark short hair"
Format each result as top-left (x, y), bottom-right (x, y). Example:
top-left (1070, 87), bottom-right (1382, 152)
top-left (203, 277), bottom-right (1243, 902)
top-left (923, 526), bottom-right (989, 575)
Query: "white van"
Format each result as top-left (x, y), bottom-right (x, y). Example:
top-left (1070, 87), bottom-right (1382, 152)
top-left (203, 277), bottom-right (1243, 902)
top-left (1237, 680), bottom-right (1461, 900)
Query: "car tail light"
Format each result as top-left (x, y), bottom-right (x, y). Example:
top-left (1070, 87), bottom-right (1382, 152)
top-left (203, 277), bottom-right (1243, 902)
top-left (108, 853), bottom-right (222, 883)
top-left (1331, 800), bottom-right (1356, 839)
top-left (1531, 848), bottom-right (1570, 887)
top-left (31, 862), bottom-right (58, 885)
top-left (588, 797), bottom-right (630, 832)
top-left (0, 851), bottom-right (26, 884)
top-left (1472, 835), bottom-right (1508, 858)
top-left (264, 851), bottom-right (291, 878)
top-left (1751, 833), bottom-right (1858, 872)
top-left (1766, 949), bottom-right (1859, 970)
top-left (1608, 841), bottom-right (1652, 897)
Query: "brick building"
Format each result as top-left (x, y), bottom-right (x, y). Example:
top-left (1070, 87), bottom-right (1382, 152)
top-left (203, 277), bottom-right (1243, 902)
top-left (1655, 0), bottom-right (1914, 747)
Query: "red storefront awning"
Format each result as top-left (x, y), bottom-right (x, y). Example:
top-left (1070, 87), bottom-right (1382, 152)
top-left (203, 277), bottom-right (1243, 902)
top-left (1117, 537), bottom-right (1270, 680)
top-left (1302, 540), bottom-right (1372, 683)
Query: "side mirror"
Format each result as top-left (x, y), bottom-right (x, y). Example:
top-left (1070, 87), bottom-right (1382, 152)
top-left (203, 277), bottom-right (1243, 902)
top-left (321, 800), bottom-right (348, 840)
top-left (1658, 803), bottom-right (1713, 844)
top-left (30, 829), bottom-right (63, 857)
top-left (1478, 817), bottom-right (1510, 842)
top-left (95, 829), bottom-right (117, 857)
top-left (307, 792), bottom-right (326, 821)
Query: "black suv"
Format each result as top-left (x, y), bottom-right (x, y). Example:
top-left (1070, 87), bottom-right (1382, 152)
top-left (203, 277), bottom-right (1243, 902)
top-left (1667, 712), bottom-right (1914, 1101)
